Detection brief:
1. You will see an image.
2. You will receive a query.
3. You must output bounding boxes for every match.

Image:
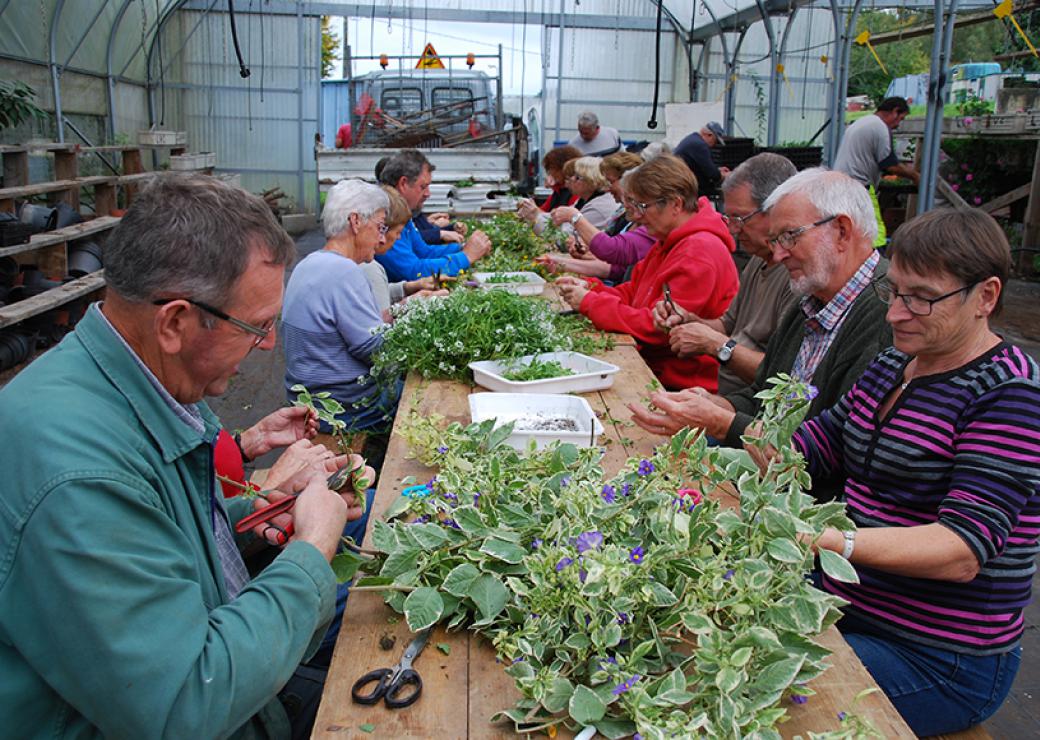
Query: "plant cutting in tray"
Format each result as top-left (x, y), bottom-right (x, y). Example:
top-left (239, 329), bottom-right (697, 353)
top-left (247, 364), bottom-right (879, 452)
top-left (370, 289), bottom-right (611, 384)
top-left (501, 358), bottom-right (576, 382)
top-left (483, 273), bottom-right (533, 284)
top-left (332, 375), bottom-right (870, 738)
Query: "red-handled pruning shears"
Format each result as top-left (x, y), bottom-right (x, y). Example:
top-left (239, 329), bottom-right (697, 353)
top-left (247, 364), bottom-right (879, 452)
top-left (234, 464), bottom-right (363, 545)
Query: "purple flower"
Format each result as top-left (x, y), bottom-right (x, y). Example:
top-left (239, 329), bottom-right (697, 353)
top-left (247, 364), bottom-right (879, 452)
top-left (561, 475), bottom-right (572, 487)
top-left (637, 459), bottom-right (654, 476)
top-left (629, 546), bottom-right (645, 564)
top-left (425, 476), bottom-right (437, 490)
top-left (443, 492), bottom-right (458, 502)
top-left (443, 518), bottom-right (461, 530)
top-left (961, 163), bottom-right (970, 171)
top-left (974, 196), bottom-right (983, 205)
top-left (555, 557), bottom-right (574, 572)
top-left (791, 694), bottom-right (808, 705)
top-left (437, 446), bottom-right (448, 454)
top-left (965, 173), bottom-right (974, 182)
top-left (634, 735), bottom-right (643, 740)
top-left (473, 492), bottom-right (481, 506)
top-left (601, 484), bottom-right (616, 503)
top-left (579, 568), bottom-right (588, 583)
top-left (837, 711), bottom-right (847, 721)
top-left (576, 531), bottom-right (604, 553)
top-left (410, 515), bottom-right (430, 524)
top-left (616, 612), bottom-right (629, 625)
top-left (611, 674), bottom-right (641, 695)
top-left (723, 568), bottom-right (735, 581)
top-left (511, 656), bottom-right (525, 664)
top-left (531, 538), bottom-right (543, 550)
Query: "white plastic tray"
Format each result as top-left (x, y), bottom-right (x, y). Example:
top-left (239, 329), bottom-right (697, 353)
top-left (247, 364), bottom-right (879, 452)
top-left (469, 351), bottom-right (620, 394)
top-left (469, 393), bottom-right (603, 450)
top-left (472, 271), bottom-right (546, 296)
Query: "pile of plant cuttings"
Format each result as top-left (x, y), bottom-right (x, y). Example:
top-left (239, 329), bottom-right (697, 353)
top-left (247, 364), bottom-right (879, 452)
top-left (459, 213), bottom-right (566, 276)
top-left (334, 377), bottom-right (865, 738)
top-left (370, 289), bottom-right (610, 383)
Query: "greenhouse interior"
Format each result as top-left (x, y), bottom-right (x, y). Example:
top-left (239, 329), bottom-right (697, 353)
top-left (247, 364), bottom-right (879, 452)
top-left (1, 1), bottom-right (1040, 738)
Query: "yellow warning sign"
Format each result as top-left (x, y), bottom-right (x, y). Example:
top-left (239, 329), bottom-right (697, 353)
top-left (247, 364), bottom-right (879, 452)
top-left (416, 43), bottom-right (445, 69)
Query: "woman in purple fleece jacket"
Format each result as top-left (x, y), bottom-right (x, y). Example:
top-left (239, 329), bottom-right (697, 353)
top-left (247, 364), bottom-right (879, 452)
top-left (538, 152), bottom-right (653, 283)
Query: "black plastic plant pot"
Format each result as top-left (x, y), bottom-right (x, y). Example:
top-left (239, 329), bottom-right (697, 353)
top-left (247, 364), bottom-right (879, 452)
top-left (67, 240), bottom-right (103, 278)
top-left (0, 256), bottom-right (18, 288)
top-left (0, 330), bottom-right (31, 372)
top-left (19, 203), bottom-right (55, 234)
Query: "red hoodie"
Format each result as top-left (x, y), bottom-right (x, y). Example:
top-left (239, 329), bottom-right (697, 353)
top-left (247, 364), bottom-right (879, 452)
top-left (579, 197), bottom-right (738, 391)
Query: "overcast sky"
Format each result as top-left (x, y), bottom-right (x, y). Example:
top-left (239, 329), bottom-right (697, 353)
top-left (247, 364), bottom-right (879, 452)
top-left (329, 16), bottom-right (544, 96)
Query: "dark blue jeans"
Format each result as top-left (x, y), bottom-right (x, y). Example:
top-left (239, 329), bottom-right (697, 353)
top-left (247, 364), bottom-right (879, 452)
top-left (311, 486), bottom-right (377, 667)
top-left (837, 610), bottom-right (1021, 736)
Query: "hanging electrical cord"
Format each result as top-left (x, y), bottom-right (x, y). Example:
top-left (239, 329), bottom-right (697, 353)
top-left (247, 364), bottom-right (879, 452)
top-left (228, 0), bottom-right (251, 78)
top-left (647, 0), bottom-right (664, 129)
top-left (155, 0), bottom-right (166, 125)
top-left (259, 0), bottom-right (265, 101)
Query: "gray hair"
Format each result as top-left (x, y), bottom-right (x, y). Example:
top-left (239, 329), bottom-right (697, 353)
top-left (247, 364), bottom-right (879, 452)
top-left (104, 173), bottom-right (294, 306)
top-left (577, 111), bottom-right (599, 128)
top-left (763, 167), bottom-right (878, 243)
top-left (722, 152), bottom-right (798, 206)
top-left (377, 149), bottom-right (434, 188)
top-left (323, 179), bottom-right (390, 238)
top-left (640, 141), bottom-right (672, 162)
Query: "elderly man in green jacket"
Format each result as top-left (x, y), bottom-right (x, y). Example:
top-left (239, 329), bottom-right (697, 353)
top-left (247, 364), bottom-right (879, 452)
top-left (0, 174), bottom-right (370, 738)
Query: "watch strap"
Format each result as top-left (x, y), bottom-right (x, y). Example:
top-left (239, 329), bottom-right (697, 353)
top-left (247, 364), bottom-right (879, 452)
top-left (841, 530), bottom-right (856, 560)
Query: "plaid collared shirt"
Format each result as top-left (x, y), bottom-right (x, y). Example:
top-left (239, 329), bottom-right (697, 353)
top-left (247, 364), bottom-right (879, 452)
top-left (790, 250), bottom-right (880, 383)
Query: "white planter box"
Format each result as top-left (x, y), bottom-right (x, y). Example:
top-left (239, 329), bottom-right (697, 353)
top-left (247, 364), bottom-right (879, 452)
top-left (472, 271), bottom-right (545, 296)
top-left (469, 392), bottom-right (604, 450)
top-left (470, 351), bottom-right (620, 394)
top-left (138, 130), bottom-right (187, 147)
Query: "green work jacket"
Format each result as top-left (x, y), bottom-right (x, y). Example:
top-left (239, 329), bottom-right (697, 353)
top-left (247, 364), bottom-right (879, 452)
top-left (0, 305), bottom-right (336, 739)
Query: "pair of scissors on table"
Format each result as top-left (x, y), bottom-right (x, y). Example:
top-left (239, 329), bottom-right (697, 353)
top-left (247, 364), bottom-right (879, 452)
top-left (233, 464), bottom-right (360, 545)
top-left (351, 629), bottom-right (430, 709)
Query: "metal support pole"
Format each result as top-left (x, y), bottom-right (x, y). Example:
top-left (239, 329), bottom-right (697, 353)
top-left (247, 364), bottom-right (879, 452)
top-left (106, 0), bottom-right (135, 142)
top-left (754, 0), bottom-right (780, 146)
top-left (725, 30), bottom-right (749, 135)
top-left (831, 0), bottom-right (866, 162)
top-left (496, 44), bottom-right (504, 131)
top-left (917, 0), bottom-right (959, 214)
top-left (554, 0), bottom-right (566, 146)
top-left (775, 7), bottom-right (801, 147)
top-left (297, 4), bottom-right (306, 211)
top-left (696, 2), bottom-right (733, 129)
top-left (825, 0), bottom-right (842, 163)
top-left (49, 0), bottom-right (67, 143)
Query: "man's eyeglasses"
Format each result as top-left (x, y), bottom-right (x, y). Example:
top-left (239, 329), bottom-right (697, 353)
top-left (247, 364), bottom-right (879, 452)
top-left (624, 197), bottom-right (667, 216)
top-left (566, 174), bottom-right (584, 183)
top-left (871, 277), bottom-right (978, 317)
top-left (152, 298), bottom-right (275, 347)
top-left (768, 215), bottom-right (837, 251)
top-left (722, 206), bottom-right (763, 232)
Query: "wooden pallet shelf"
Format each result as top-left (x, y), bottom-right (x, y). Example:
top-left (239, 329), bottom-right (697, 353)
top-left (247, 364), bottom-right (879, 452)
top-left (0, 216), bottom-right (121, 260)
top-left (0, 270), bottom-right (105, 330)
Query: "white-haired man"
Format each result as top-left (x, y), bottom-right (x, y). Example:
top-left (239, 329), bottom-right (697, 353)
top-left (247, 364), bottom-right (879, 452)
top-left (631, 168), bottom-right (892, 501)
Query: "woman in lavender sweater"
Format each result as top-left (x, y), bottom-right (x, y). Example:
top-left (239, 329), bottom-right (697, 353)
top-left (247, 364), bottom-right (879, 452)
top-left (760, 210), bottom-right (1040, 735)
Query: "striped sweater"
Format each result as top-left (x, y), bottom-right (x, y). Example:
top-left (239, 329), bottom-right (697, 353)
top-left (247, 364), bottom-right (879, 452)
top-left (793, 343), bottom-right (1040, 655)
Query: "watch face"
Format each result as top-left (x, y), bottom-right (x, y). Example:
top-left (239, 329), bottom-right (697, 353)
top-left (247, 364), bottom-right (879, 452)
top-left (718, 340), bottom-right (735, 362)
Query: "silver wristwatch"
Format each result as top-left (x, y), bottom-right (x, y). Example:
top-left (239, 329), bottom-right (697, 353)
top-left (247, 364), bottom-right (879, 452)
top-left (717, 338), bottom-right (737, 364)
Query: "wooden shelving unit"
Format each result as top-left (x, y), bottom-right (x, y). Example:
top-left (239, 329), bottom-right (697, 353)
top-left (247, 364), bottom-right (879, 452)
top-left (0, 139), bottom-right (206, 361)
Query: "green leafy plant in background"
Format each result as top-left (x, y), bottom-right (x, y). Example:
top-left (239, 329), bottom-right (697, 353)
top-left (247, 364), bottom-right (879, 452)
top-left (370, 289), bottom-right (611, 383)
top-left (0, 81), bottom-right (46, 131)
top-left (336, 375), bottom-right (864, 737)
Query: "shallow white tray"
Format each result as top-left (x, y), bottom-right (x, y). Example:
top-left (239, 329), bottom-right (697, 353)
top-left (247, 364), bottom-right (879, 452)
top-left (469, 392), bottom-right (603, 450)
top-left (472, 271), bottom-right (546, 296)
top-left (469, 351), bottom-right (620, 394)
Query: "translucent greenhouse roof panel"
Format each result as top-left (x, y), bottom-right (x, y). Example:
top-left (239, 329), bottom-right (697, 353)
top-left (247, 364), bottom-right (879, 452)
top-left (0, 0), bottom-right (180, 81)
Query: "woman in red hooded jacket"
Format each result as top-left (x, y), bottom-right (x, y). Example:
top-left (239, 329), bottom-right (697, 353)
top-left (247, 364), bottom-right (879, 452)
top-left (556, 154), bottom-right (739, 392)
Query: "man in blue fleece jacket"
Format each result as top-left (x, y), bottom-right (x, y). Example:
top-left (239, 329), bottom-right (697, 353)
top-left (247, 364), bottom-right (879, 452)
top-left (376, 149), bottom-right (492, 282)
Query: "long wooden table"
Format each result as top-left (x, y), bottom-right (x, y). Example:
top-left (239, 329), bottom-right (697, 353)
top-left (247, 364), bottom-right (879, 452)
top-left (312, 332), bottom-right (913, 738)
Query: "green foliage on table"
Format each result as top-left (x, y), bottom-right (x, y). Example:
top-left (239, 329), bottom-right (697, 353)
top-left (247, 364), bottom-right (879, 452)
top-left (370, 289), bottom-right (610, 383)
top-left (339, 375), bottom-right (863, 737)
top-left (459, 213), bottom-right (566, 276)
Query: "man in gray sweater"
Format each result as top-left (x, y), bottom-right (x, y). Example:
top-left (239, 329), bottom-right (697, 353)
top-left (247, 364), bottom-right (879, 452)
top-left (631, 169), bottom-right (891, 499)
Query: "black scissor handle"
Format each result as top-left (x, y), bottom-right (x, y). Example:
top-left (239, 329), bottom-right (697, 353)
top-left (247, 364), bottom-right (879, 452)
top-left (384, 668), bottom-right (423, 708)
top-left (351, 667), bottom-right (392, 705)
